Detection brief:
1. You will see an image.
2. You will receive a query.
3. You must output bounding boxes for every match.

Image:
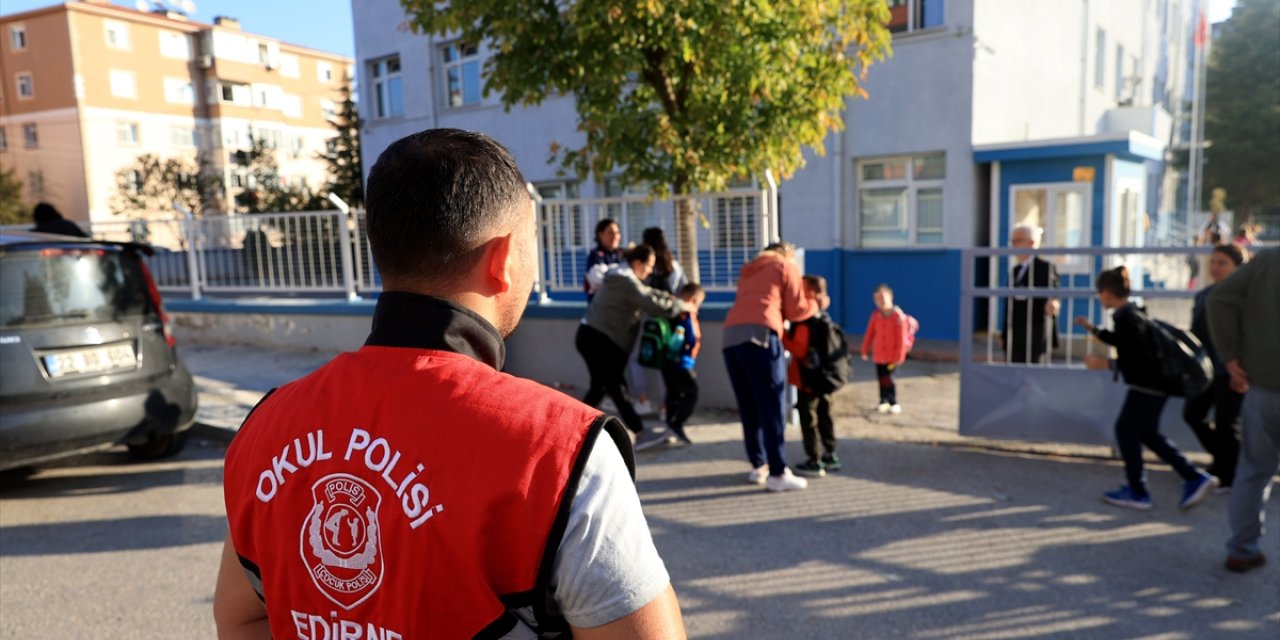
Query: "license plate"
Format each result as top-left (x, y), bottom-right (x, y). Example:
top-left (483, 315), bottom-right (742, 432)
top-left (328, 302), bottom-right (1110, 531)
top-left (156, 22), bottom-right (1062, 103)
top-left (42, 342), bottom-right (137, 378)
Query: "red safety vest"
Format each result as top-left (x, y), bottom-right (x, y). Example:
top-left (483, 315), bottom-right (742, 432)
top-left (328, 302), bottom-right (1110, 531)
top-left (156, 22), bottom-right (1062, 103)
top-left (224, 346), bottom-right (609, 639)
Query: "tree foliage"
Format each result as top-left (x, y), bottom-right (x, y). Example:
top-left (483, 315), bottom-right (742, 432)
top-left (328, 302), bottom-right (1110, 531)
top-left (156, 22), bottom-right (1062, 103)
top-left (0, 167), bottom-right (28, 225)
top-left (321, 73), bottom-right (364, 208)
top-left (111, 152), bottom-right (224, 220)
top-left (234, 137), bottom-right (329, 213)
top-left (1203, 0), bottom-right (1280, 217)
top-left (399, 0), bottom-right (892, 279)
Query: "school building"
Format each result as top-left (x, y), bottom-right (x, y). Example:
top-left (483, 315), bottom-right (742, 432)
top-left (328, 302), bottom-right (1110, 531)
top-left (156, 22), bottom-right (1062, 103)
top-left (351, 0), bottom-right (1205, 339)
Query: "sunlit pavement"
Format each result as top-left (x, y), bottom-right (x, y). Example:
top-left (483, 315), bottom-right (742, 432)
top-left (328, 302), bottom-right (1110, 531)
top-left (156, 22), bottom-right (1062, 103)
top-left (184, 343), bottom-right (1279, 638)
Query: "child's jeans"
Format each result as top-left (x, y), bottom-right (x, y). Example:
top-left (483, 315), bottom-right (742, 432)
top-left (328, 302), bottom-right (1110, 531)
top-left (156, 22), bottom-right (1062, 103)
top-left (797, 390), bottom-right (836, 461)
top-left (875, 363), bottom-right (897, 404)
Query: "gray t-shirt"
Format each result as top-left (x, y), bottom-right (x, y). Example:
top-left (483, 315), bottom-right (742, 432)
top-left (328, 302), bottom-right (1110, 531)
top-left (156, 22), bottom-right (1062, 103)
top-left (500, 433), bottom-right (671, 637)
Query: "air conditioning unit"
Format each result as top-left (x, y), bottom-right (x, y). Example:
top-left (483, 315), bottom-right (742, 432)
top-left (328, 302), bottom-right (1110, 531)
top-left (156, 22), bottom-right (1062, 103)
top-left (198, 55), bottom-right (213, 69)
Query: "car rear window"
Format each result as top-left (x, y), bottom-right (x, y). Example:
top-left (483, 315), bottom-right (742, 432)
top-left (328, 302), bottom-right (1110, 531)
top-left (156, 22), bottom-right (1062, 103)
top-left (0, 247), bottom-right (150, 329)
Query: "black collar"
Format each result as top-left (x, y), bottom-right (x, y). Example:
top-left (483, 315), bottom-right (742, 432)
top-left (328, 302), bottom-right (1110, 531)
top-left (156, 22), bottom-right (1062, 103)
top-left (365, 292), bottom-right (505, 370)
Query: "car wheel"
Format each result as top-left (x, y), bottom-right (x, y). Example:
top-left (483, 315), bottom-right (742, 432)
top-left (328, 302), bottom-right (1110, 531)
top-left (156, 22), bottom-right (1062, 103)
top-left (127, 431), bottom-right (189, 460)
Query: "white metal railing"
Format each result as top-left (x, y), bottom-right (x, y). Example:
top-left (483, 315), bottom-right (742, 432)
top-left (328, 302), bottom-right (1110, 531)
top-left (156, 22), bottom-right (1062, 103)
top-left (2, 184), bottom-right (776, 301)
top-left (958, 245), bottom-right (1217, 445)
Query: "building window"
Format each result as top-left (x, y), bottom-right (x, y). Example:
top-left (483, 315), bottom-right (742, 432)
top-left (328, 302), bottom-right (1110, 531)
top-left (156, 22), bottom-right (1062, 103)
top-left (164, 78), bottom-right (195, 104)
top-left (441, 42), bottom-right (481, 107)
top-left (317, 61), bottom-right (333, 83)
top-left (10, 25), bottom-right (26, 50)
top-left (170, 125), bottom-right (196, 147)
top-left (887, 0), bottom-right (944, 33)
top-left (218, 81), bottom-right (250, 105)
top-left (28, 170), bottom-right (44, 197)
top-left (22, 123), bottom-right (38, 148)
top-left (320, 99), bottom-right (336, 121)
top-left (1094, 28), bottom-right (1106, 89)
top-left (125, 169), bottom-right (143, 195)
top-left (16, 73), bottom-right (34, 99)
top-left (158, 31), bottom-right (191, 59)
top-left (369, 56), bottom-right (402, 118)
top-left (104, 20), bottom-right (130, 50)
top-left (0, 127), bottom-right (7, 152)
top-left (109, 69), bottom-right (137, 99)
top-left (1115, 44), bottom-right (1125, 101)
top-left (282, 93), bottom-right (302, 118)
top-left (856, 153), bottom-right (946, 247)
top-left (280, 54), bottom-right (299, 78)
top-left (116, 121), bottom-right (139, 145)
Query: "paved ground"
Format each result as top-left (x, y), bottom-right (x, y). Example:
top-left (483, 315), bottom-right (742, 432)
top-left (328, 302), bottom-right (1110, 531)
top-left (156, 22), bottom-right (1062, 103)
top-left (173, 342), bottom-right (1280, 638)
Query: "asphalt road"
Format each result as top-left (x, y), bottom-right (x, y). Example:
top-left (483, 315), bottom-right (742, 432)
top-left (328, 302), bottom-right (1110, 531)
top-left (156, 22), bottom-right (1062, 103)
top-left (1, 419), bottom-right (1276, 639)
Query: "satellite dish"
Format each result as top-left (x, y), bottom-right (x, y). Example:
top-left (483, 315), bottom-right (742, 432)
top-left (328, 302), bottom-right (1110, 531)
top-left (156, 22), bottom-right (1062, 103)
top-left (181, 0), bottom-right (197, 15)
top-left (134, 0), bottom-right (149, 11)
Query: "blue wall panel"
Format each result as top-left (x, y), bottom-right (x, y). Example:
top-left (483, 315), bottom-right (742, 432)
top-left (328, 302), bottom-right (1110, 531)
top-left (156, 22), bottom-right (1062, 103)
top-left (806, 249), bottom-right (962, 341)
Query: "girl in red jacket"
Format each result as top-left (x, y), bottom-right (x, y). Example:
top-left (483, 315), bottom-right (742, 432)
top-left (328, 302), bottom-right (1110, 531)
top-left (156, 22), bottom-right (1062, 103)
top-left (861, 284), bottom-right (912, 414)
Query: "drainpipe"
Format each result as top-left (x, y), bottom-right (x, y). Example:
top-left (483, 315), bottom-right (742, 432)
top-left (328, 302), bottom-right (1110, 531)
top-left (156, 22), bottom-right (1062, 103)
top-left (832, 129), bottom-right (845, 324)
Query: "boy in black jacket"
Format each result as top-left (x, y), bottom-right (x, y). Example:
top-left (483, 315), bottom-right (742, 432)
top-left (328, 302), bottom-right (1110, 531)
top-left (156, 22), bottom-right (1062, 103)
top-left (1075, 266), bottom-right (1217, 510)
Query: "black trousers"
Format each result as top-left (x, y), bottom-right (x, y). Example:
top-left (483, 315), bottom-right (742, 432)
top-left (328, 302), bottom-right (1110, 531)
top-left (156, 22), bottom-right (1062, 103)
top-left (797, 390), bottom-right (837, 460)
top-left (576, 324), bottom-right (644, 434)
top-left (1183, 374), bottom-right (1243, 486)
top-left (875, 363), bottom-right (897, 404)
top-left (1115, 389), bottom-right (1200, 496)
top-left (660, 364), bottom-right (698, 435)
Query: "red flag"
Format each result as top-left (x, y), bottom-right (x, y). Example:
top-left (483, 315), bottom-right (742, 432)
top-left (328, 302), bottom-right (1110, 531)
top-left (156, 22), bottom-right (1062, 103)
top-left (1194, 10), bottom-right (1208, 49)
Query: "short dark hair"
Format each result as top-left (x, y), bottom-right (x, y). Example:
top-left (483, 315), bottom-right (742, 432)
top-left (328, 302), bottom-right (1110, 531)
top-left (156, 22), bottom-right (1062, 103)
top-left (1096, 266), bottom-right (1131, 297)
top-left (595, 218), bottom-right (619, 239)
top-left (802, 274), bottom-right (828, 295)
top-left (679, 282), bottom-right (704, 298)
top-left (365, 129), bottom-right (529, 286)
top-left (1213, 243), bottom-right (1246, 266)
top-left (625, 244), bottom-right (654, 265)
top-left (33, 202), bottom-right (61, 223)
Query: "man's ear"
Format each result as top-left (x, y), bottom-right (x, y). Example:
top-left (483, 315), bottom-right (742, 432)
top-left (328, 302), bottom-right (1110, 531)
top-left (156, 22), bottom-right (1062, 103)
top-left (483, 232), bottom-right (513, 295)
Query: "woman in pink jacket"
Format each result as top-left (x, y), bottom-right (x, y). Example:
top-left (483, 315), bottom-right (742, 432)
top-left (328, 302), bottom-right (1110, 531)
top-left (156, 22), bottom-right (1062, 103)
top-left (861, 284), bottom-right (912, 414)
top-left (723, 242), bottom-right (820, 492)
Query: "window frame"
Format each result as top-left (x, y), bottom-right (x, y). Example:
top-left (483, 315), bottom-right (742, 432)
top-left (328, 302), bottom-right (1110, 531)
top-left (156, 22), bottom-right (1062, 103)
top-left (16, 72), bottom-right (34, 100)
top-left (440, 41), bottom-right (482, 108)
top-left (1094, 28), bottom-right (1106, 89)
top-left (22, 123), bottom-right (38, 148)
top-left (27, 169), bottom-right (44, 197)
top-left (164, 77), bottom-right (195, 104)
top-left (368, 55), bottom-right (403, 119)
top-left (886, 0), bottom-right (945, 34)
top-left (855, 153), bottom-right (947, 248)
top-left (158, 30), bottom-right (191, 60)
top-left (317, 61), bottom-right (333, 83)
top-left (116, 120), bottom-right (140, 146)
top-left (0, 127), bottom-right (7, 152)
top-left (109, 69), bottom-right (137, 99)
top-left (104, 20), bottom-right (131, 50)
top-left (10, 24), bottom-right (27, 51)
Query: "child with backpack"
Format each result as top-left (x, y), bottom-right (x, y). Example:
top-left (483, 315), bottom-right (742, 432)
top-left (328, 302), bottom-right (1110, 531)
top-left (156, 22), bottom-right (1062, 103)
top-left (1074, 266), bottom-right (1218, 511)
top-left (784, 275), bottom-right (847, 477)
top-left (860, 284), bottom-right (917, 414)
top-left (659, 283), bottom-right (705, 445)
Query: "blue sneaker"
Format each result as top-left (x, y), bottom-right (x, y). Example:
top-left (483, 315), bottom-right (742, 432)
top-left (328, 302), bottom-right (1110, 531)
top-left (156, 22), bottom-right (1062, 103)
top-left (1103, 486), bottom-right (1153, 510)
top-left (1180, 473), bottom-right (1219, 510)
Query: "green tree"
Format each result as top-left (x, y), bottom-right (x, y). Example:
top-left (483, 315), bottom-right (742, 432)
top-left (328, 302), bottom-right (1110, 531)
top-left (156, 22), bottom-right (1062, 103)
top-left (399, 0), bottom-right (892, 281)
top-left (111, 152), bottom-right (225, 220)
top-left (1203, 0), bottom-right (1280, 219)
top-left (234, 137), bottom-right (328, 213)
top-left (321, 73), bottom-right (363, 207)
top-left (0, 167), bottom-right (28, 225)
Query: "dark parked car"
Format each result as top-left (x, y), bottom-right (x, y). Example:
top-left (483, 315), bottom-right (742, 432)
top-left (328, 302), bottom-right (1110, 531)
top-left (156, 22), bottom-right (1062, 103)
top-left (0, 231), bottom-right (197, 471)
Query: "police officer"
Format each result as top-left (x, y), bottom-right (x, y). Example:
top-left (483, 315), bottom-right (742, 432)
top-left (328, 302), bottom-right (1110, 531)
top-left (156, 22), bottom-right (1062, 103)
top-left (214, 129), bottom-right (686, 639)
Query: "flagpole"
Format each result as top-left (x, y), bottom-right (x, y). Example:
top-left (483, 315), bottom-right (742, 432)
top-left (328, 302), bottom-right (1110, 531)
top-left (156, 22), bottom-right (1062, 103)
top-left (1186, 4), bottom-right (1208, 228)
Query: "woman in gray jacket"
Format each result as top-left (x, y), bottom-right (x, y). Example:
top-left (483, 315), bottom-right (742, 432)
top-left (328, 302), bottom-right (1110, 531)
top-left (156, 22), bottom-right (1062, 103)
top-left (577, 244), bottom-right (688, 450)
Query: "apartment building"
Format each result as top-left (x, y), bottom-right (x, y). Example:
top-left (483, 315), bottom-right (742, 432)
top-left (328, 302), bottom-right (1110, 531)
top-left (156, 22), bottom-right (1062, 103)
top-left (0, 0), bottom-right (352, 224)
top-left (353, 0), bottom-right (1202, 339)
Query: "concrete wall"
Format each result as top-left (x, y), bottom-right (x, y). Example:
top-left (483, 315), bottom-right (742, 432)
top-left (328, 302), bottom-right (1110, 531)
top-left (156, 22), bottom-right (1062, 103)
top-left (170, 304), bottom-right (742, 409)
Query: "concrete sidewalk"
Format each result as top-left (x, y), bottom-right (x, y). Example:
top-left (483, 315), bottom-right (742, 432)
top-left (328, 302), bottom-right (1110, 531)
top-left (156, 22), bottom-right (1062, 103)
top-left (185, 342), bottom-right (1279, 638)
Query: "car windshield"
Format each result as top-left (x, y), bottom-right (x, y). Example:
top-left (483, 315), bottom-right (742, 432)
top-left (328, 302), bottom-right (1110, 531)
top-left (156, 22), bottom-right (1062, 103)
top-left (0, 248), bottom-right (150, 329)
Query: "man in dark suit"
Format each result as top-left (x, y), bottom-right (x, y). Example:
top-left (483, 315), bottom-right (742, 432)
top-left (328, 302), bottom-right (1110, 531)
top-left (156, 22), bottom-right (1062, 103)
top-left (1002, 224), bottom-right (1060, 364)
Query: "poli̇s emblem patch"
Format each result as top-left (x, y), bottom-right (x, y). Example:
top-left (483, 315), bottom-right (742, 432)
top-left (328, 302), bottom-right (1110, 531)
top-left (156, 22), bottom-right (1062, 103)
top-left (301, 473), bottom-right (384, 610)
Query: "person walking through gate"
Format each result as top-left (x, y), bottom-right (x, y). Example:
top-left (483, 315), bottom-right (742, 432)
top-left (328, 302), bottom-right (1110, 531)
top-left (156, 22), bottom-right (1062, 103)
top-left (1002, 223), bottom-right (1061, 364)
top-left (1208, 247), bottom-right (1280, 573)
top-left (1184, 244), bottom-right (1247, 491)
top-left (723, 241), bottom-right (819, 492)
top-left (214, 129), bottom-right (685, 639)
top-left (1074, 266), bottom-right (1217, 511)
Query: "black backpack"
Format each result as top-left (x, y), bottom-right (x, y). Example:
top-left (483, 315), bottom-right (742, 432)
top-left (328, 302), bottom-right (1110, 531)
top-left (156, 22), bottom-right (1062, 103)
top-left (1146, 316), bottom-right (1214, 398)
top-left (797, 314), bottom-right (853, 394)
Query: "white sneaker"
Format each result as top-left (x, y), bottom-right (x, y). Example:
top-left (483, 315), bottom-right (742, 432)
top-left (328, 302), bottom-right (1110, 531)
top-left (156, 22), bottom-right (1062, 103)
top-left (765, 468), bottom-right (808, 492)
top-left (877, 403), bottom-right (891, 413)
top-left (746, 465), bottom-right (769, 485)
top-left (634, 428), bottom-right (670, 452)
top-left (890, 404), bottom-right (902, 414)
